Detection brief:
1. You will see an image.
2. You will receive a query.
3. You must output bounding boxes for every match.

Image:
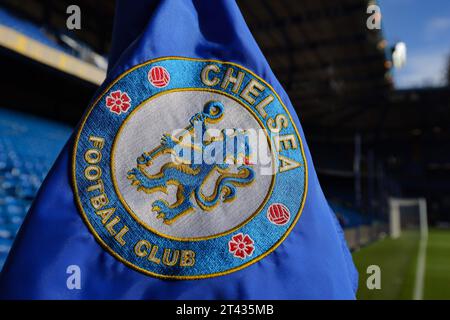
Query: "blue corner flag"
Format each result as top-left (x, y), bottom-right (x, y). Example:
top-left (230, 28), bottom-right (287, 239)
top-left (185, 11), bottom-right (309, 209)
top-left (0, 0), bottom-right (357, 299)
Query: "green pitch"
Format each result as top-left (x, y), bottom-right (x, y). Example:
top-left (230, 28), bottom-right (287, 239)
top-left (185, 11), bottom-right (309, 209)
top-left (352, 229), bottom-right (450, 300)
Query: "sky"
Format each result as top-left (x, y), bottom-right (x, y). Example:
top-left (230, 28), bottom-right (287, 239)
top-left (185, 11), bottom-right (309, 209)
top-left (379, 0), bottom-right (450, 88)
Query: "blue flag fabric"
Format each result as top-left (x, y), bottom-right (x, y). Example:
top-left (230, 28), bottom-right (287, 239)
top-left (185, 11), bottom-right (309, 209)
top-left (0, 0), bottom-right (357, 299)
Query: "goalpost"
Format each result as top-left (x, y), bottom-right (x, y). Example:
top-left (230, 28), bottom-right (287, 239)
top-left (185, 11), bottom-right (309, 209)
top-left (388, 197), bottom-right (428, 300)
top-left (388, 198), bottom-right (428, 239)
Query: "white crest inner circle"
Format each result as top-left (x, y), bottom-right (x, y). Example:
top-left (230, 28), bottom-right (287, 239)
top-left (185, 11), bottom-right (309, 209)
top-left (112, 90), bottom-right (273, 239)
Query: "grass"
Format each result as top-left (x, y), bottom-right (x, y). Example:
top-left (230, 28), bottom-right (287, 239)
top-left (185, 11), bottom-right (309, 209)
top-left (423, 229), bottom-right (450, 299)
top-left (352, 229), bottom-right (450, 300)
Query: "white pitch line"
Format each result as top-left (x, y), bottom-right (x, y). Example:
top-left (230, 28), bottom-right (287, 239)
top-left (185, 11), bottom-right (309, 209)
top-left (413, 233), bottom-right (427, 300)
top-left (413, 199), bottom-right (428, 300)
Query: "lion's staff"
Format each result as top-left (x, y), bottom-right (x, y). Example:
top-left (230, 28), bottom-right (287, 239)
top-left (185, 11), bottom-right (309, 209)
top-left (137, 101), bottom-right (224, 166)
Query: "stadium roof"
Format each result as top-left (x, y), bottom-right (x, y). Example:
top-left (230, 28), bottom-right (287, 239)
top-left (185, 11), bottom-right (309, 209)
top-left (239, 0), bottom-right (391, 131)
top-left (2, 0), bottom-right (449, 143)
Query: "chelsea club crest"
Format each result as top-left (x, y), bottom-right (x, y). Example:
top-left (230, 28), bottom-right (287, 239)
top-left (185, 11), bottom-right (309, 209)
top-left (72, 57), bottom-right (307, 279)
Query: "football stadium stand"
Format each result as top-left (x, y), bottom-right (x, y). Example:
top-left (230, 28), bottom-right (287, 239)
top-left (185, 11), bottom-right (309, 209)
top-left (0, 6), bottom-right (106, 84)
top-left (0, 7), bottom-right (72, 53)
top-left (0, 109), bottom-right (72, 269)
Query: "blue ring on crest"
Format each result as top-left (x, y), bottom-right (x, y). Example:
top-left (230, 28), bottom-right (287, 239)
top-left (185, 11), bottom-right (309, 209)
top-left (72, 57), bottom-right (308, 279)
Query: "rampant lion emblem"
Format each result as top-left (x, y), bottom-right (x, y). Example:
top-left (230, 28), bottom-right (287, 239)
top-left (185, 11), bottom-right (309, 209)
top-left (127, 101), bottom-right (255, 224)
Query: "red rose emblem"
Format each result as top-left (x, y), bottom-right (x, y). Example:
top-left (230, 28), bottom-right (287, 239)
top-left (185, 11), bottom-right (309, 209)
top-left (228, 233), bottom-right (254, 259)
top-left (106, 90), bottom-right (131, 115)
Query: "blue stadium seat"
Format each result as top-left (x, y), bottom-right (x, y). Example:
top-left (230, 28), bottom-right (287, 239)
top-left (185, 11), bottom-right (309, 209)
top-left (329, 202), bottom-right (369, 229)
top-left (0, 108), bottom-right (72, 271)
